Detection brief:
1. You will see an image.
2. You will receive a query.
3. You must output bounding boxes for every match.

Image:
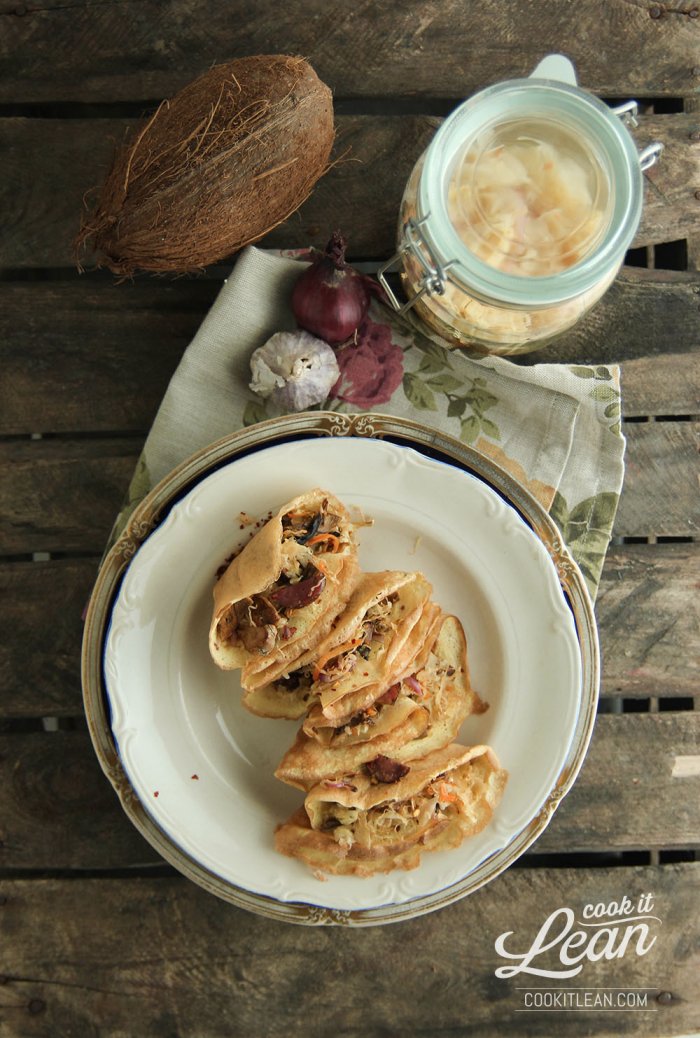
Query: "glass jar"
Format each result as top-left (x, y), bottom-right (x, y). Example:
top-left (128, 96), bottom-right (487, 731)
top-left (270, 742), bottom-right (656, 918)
top-left (379, 55), bottom-right (663, 355)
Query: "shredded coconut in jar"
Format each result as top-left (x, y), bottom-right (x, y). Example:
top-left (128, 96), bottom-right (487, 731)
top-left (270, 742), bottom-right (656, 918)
top-left (447, 118), bottom-right (610, 278)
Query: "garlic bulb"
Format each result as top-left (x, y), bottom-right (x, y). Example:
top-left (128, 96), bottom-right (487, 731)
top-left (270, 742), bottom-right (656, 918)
top-left (249, 330), bottom-right (340, 412)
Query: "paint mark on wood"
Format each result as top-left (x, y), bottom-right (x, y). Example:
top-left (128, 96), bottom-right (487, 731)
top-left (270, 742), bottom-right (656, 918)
top-left (672, 755), bottom-right (700, 778)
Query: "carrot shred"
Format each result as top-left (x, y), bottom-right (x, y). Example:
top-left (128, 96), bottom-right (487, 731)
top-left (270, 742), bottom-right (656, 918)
top-left (306, 532), bottom-right (342, 552)
top-left (438, 783), bottom-right (460, 804)
top-left (312, 635), bottom-right (363, 681)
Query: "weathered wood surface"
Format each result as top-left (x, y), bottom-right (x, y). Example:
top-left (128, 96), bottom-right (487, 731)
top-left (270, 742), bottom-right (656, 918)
top-left (686, 95), bottom-right (700, 272)
top-left (612, 420), bottom-right (699, 538)
top-left (0, 438), bottom-right (137, 556)
top-left (1, 112), bottom-right (698, 269)
top-left (0, 2), bottom-right (697, 1036)
top-left (0, 866), bottom-right (697, 1037)
top-left (598, 544), bottom-right (700, 699)
top-left (0, 280), bottom-right (215, 436)
top-left (0, 269), bottom-right (698, 438)
top-left (1, 544), bottom-right (696, 719)
top-left (0, 730), bottom-right (161, 869)
top-left (0, 559), bottom-right (97, 718)
top-left (632, 113), bottom-right (700, 249)
top-left (1, 420), bottom-right (696, 557)
top-left (531, 266), bottom-right (700, 379)
top-left (0, 714), bottom-right (696, 869)
top-left (535, 712), bottom-right (700, 853)
top-left (613, 352), bottom-right (700, 418)
top-left (1, 0), bottom-right (698, 103)
top-left (0, 115), bottom-right (439, 268)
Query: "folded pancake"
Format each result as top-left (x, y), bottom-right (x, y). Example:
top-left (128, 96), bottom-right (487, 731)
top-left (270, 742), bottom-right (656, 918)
top-left (301, 600), bottom-right (442, 735)
top-left (275, 743), bottom-right (507, 877)
top-left (241, 570), bottom-right (432, 719)
top-left (277, 614), bottom-right (487, 790)
top-left (209, 489), bottom-right (358, 679)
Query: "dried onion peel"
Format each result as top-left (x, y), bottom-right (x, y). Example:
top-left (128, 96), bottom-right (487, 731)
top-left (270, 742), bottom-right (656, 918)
top-left (75, 55), bottom-right (335, 276)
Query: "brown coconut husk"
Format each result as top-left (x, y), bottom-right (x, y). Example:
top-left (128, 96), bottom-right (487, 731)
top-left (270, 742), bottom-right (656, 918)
top-left (74, 55), bottom-right (334, 276)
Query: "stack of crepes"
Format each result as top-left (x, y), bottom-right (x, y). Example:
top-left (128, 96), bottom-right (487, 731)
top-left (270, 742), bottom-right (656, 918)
top-left (209, 488), bottom-right (508, 877)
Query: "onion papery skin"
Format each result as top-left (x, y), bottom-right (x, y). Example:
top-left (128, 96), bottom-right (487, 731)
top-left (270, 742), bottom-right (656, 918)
top-left (291, 232), bottom-right (371, 344)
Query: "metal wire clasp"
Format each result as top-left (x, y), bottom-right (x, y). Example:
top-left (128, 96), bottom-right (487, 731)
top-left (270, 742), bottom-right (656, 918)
top-left (611, 100), bottom-right (640, 128)
top-left (611, 100), bottom-right (664, 171)
top-left (638, 141), bottom-right (664, 171)
top-left (377, 216), bottom-right (453, 315)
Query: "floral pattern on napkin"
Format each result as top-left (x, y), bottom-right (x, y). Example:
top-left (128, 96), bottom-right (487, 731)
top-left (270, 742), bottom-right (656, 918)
top-left (111, 247), bottom-right (626, 600)
top-left (332, 317), bottom-right (405, 408)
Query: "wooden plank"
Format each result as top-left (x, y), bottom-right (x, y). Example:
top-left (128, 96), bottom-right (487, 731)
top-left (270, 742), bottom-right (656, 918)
top-left (613, 420), bottom-right (699, 538)
top-left (0, 732), bottom-right (160, 870)
top-left (0, 438), bottom-right (138, 556)
top-left (1, 111), bottom-right (697, 269)
top-left (0, 280), bottom-right (217, 436)
top-left (0, 715), bottom-right (697, 868)
top-left (617, 352), bottom-right (700, 419)
top-left (598, 544), bottom-right (700, 699)
top-left (0, 0), bottom-right (697, 102)
top-left (2, 544), bottom-right (696, 718)
top-left (631, 113), bottom-right (700, 250)
top-left (685, 96), bottom-right (700, 272)
top-left (0, 115), bottom-right (440, 268)
top-left (533, 713), bottom-right (700, 853)
top-left (0, 866), bottom-right (696, 1037)
top-left (535, 266), bottom-right (700, 377)
top-left (0, 420), bottom-right (695, 559)
top-left (0, 269), bottom-right (698, 438)
top-left (0, 559), bottom-right (96, 718)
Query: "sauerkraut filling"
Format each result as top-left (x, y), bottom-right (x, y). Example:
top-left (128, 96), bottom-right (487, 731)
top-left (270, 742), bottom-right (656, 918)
top-left (280, 503), bottom-right (348, 555)
top-left (317, 771), bottom-right (465, 850)
top-left (215, 500), bottom-right (351, 654)
top-left (267, 592), bottom-right (401, 701)
top-left (312, 593), bottom-right (400, 683)
top-left (328, 654), bottom-right (458, 742)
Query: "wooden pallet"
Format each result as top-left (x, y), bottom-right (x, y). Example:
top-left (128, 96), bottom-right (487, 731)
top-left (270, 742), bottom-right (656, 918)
top-left (0, 2), bottom-right (698, 1034)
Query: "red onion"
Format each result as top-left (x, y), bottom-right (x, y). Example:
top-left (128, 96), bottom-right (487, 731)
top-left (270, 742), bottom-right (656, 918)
top-left (404, 674), bottom-right (423, 698)
top-left (377, 682), bottom-right (401, 705)
top-left (291, 231), bottom-right (371, 344)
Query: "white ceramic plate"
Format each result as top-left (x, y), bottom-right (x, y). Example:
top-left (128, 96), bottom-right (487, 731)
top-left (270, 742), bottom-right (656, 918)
top-left (104, 436), bottom-right (581, 911)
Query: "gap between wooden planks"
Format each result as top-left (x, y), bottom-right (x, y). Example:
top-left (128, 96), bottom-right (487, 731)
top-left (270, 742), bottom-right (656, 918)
top-left (0, 715), bottom-right (696, 869)
top-left (0, 112), bottom-right (698, 268)
top-left (0, 543), bottom-right (696, 718)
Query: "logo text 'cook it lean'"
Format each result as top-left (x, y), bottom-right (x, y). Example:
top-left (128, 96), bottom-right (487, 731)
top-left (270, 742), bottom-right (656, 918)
top-left (494, 892), bottom-right (660, 979)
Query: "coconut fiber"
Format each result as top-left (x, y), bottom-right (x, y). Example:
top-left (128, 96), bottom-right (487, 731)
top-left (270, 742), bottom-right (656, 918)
top-left (75, 55), bottom-right (335, 276)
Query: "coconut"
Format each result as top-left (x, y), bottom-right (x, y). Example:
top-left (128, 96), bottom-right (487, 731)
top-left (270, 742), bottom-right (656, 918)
top-left (75, 55), bottom-right (334, 276)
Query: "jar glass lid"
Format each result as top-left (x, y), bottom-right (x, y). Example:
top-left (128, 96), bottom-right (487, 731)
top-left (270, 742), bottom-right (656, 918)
top-left (448, 114), bottom-right (613, 278)
top-left (419, 79), bottom-right (644, 306)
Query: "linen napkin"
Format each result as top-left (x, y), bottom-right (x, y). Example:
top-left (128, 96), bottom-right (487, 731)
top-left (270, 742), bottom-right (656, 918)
top-left (112, 246), bottom-right (625, 598)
